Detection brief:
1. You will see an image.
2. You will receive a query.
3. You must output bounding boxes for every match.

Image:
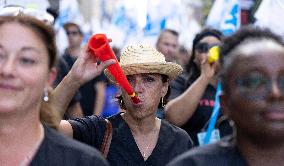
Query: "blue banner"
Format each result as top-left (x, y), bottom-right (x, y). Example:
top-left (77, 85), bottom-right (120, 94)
top-left (206, 0), bottom-right (240, 36)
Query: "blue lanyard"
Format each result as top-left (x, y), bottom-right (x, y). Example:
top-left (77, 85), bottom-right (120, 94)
top-left (204, 80), bottom-right (222, 145)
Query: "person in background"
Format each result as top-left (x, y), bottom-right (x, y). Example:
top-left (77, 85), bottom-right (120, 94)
top-left (169, 45), bottom-right (191, 105)
top-left (54, 44), bottom-right (193, 165)
top-left (0, 15), bottom-right (108, 166)
top-left (165, 28), bottom-right (232, 146)
top-left (63, 22), bottom-right (84, 59)
top-left (155, 29), bottom-right (180, 118)
top-left (168, 26), bottom-right (284, 166)
top-left (156, 29), bottom-right (179, 63)
top-left (176, 45), bottom-right (191, 71)
top-left (63, 22), bottom-right (107, 116)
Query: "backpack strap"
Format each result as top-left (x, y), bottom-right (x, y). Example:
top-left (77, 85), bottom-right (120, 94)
top-left (100, 119), bottom-right (113, 158)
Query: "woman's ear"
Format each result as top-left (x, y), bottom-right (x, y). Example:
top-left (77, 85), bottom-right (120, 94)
top-left (48, 67), bottom-right (57, 86)
top-left (161, 81), bottom-right (169, 97)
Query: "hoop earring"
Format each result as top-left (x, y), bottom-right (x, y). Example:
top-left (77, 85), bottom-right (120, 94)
top-left (43, 87), bottom-right (49, 102)
top-left (118, 97), bottom-right (126, 110)
top-left (161, 97), bottom-right (165, 108)
top-left (229, 119), bottom-right (237, 138)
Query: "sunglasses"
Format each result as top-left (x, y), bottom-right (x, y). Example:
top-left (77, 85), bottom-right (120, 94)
top-left (236, 71), bottom-right (284, 101)
top-left (0, 5), bottom-right (54, 25)
top-left (66, 31), bottom-right (80, 36)
top-left (195, 42), bottom-right (220, 53)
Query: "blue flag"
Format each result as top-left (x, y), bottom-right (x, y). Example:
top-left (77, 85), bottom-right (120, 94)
top-left (143, 14), bottom-right (167, 36)
top-left (206, 0), bottom-right (240, 36)
top-left (202, 0), bottom-right (240, 146)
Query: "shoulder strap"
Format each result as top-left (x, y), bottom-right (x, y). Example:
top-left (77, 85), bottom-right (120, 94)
top-left (100, 119), bottom-right (113, 158)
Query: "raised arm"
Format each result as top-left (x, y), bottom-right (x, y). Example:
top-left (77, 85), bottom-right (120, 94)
top-left (52, 48), bottom-right (115, 137)
top-left (165, 53), bottom-right (218, 126)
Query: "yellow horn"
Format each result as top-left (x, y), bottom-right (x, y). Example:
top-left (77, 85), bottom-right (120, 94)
top-left (208, 46), bottom-right (220, 63)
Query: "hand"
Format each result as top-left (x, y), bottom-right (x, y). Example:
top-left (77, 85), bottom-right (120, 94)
top-left (200, 52), bottom-right (218, 81)
top-left (68, 45), bottom-right (116, 86)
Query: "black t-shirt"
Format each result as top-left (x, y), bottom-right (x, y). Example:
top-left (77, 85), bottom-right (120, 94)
top-left (30, 125), bottom-right (109, 166)
top-left (169, 72), bottom-right (188, 100)
top-left (69, 113), bottom-right (193, 166)
top-left (170, 76), bottom-right (233, 146)
top-left (79, 73), bottom-right (106, 116)
top-left (167, 136), bottom-right (248, 166)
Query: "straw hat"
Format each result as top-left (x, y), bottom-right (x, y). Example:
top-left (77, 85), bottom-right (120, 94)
top-left (105, 44), bottom-right (183, 82)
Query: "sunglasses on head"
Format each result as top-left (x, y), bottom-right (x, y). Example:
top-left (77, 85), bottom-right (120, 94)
top-left (0, 5), bottom-right (54, 25)
top-left (195, 42), bottom-right (220, 53)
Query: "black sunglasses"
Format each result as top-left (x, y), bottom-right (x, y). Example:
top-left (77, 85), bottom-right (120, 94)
top-left (195, 42), bottom-right (219, 53)
top-left (66, 31), bottom-right (80, 36)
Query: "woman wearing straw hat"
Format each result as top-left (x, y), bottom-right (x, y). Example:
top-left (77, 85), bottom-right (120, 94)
top-left (56, 44), bottom-right (193, 165)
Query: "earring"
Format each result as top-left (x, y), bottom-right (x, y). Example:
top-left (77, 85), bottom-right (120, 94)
top-left (161, 97), bottom-right (165, 108)
top-left (43, 87), bottom-right (49, 102)
top-left (229, 119), bottom-right (237, 138)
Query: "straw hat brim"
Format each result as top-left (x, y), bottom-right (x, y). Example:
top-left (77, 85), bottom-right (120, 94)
top-left (104, 62), bottom-right (183, 83)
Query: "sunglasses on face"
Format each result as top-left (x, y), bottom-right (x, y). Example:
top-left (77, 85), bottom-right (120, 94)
top-left (66, 31), bottom-right (80, 36)
top-left (235, 71), bottom-right (284, 101)
top-left (195, 42), bottom-right (220, 53)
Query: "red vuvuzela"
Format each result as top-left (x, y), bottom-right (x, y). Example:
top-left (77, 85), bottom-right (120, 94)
top-left (87, 34), bottom-right (140, 104)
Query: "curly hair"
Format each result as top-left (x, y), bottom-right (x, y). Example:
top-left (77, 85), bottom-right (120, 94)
top-left (220, 26), bottom-right (284, 94)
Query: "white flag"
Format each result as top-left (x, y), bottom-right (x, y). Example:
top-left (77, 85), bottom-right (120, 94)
top-left (254, 0), bottom-right (284, 40)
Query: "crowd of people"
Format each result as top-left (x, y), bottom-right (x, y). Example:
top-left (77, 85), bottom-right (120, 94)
top-left (1, 5), bottom-right (284, 166)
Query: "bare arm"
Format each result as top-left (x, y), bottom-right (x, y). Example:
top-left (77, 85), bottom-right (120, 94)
top-left (53, 48), bottom-right (115, 137)
top-left (165, 53), bottom-right (218, 126)
top-left (67, 102), bottom-right (83, 118)
top-left (58, 120), bottom-right (74, 137)
top-left (53, 72), bottom-right (82, 119)
top-left (165, 75), bottom-right (211, 126)
top-left (93, 82), bottom-right (106, 116)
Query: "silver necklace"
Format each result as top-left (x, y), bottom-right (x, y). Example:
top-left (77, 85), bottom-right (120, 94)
top-left (133, 128), bottom-right (158, 160)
